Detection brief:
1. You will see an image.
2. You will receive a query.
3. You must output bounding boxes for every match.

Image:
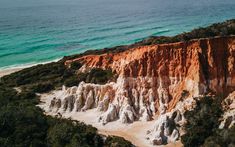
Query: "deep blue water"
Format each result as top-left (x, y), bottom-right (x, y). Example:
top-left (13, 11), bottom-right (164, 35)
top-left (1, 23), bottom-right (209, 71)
top-left (0, 0), bottom-right (235, 69)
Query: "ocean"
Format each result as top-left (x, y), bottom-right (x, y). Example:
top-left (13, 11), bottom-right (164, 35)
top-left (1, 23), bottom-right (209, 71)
top-left (0, 0), bottom-right (235, 69)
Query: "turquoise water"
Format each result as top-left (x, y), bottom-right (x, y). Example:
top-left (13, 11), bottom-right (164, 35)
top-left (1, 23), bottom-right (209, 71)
top-left (0, 0), bottom-right (235, 69)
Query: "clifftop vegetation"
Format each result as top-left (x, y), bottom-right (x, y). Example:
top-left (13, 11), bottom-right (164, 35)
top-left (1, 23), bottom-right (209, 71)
top-left (1, 61), bottom-right (115, 93)
top-left (0, 63), bottom-right (131, 147)
top-left (63, 19), bottom-right (235, 61)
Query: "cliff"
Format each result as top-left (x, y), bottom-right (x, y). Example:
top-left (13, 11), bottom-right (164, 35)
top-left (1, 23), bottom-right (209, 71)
top-left (65, 36), bottom-right (235, 109)
top-left (45, 36), bottom-right (235, 145)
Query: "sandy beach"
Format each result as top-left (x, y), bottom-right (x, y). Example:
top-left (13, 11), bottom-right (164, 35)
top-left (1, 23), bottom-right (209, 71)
top-left (0, 59), bottom-right (61, 78)
top-left (0, 67), bottom-right (24, 78)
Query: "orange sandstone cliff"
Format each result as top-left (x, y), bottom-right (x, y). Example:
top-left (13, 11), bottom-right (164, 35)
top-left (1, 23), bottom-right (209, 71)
top-left (45, 36), bottom-right (235, 145)
top-left (65, 36), bottom-right (235, 110)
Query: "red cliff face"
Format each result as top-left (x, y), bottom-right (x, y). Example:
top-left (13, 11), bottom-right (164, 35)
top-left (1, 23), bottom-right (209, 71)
top-left (45, 36), bottom-right (235, 145)
top-left (66, 36), bottom-right (235, 110)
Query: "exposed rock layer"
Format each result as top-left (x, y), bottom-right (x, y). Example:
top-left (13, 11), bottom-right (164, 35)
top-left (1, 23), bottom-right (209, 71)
top-left (66, 36), bottom-right (235, 107)
top-left (220, 91), bottom-right (235, 129)
top-left (47, 36), bottom-right (235, 145)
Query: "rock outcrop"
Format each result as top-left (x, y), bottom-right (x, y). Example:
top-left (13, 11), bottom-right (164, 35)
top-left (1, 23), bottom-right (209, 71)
top-left (147, 96), bottom-right (197, 145)
top-left (66, 36), bottom-right (235, 97)
top-left (46, 36), bottom-right (235, 145)
top-left (220, 91), bottom-right (235, 129)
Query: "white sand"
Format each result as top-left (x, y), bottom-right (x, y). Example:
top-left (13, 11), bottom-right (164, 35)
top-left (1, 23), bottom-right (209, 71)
top-left (38, 92), bottom-right (183, 147)
top-left (0, 59), bottom-right (61, 78)
top-left (0, 67), bottom-right (23, 77)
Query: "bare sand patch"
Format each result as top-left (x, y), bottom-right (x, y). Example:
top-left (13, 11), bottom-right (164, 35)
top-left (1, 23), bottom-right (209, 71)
top-left (38, 92), bottom-right (183, 147)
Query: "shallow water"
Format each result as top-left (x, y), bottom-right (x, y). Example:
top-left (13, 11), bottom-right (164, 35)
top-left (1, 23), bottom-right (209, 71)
top-left (0, 0), bottom-right (235, 68)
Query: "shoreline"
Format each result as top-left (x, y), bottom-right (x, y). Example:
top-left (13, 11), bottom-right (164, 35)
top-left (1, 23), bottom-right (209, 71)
top-left (0, 67), bottom-right (24, 78)
top-left (0, 58), bottom-right (61, 78)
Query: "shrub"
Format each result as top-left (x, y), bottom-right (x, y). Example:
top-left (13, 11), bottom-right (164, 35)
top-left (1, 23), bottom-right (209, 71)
top-left (64, 75), bottom-right (81, 87)
top-left (104, 136), bottom-right (133, 147)
top-left (29, 82), bottom-right (54, 93)
top-left (203, 126), bottom-right (235, 147)
top-left (86, 68), bottom-right (114, 84)
top-left (1, 62), bottom-right (67, 88)
top-left (181, 96), bottom-right (223, 147)
top-left (70, 61), bottom-right (82, 70)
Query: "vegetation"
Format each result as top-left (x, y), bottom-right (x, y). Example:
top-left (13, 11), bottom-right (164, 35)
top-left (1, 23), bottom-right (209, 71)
top-left (63, 68), bottom-right (115, 87)
top-left (0, 62), bottom-right (131, 147)
top-left (70, 61), bottom-right (82, 70)
top-left (203, 126), bottom-right (235, 147)
top-left (63, 19), bottom-right (235, 61)
top-left (181, 96), bottom-right (235, 147)
top-left (104, 136), bottom-right (133, 147)
top-left (1, 61), bottom-right (115, 92)
top-left (1, 62), bottom-right (72, 89)
top-left (139, 19), bottom-right (235, 45)
top-left (0, 96), bottom-right (99, 146)
top-left (85, 68), bottom-right (115, 84)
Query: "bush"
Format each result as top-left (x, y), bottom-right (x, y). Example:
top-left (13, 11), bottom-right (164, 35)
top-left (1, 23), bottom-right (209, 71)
top-left (47, 120), bottom-right (103, 147)
top-left (86, 68), bottom-right (115, 84)
top-left (64, 75), bottom-right (81, 87)
top-left (29, 82), bottom-right (54, 93)
top-left (203, 126), bottom-right (235, 147)
top-left (1, 62), bottom-right (115, 91)
top-left (70, 61), bottom-right (82, 70)
top-left (181, 96), bottom-right (223, 147)
top-left (104, 136), bottom-right (133, 147)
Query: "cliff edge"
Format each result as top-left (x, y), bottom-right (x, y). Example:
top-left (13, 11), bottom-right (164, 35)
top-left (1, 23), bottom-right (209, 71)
top-left (42, 36), bottom-right (235, 145)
